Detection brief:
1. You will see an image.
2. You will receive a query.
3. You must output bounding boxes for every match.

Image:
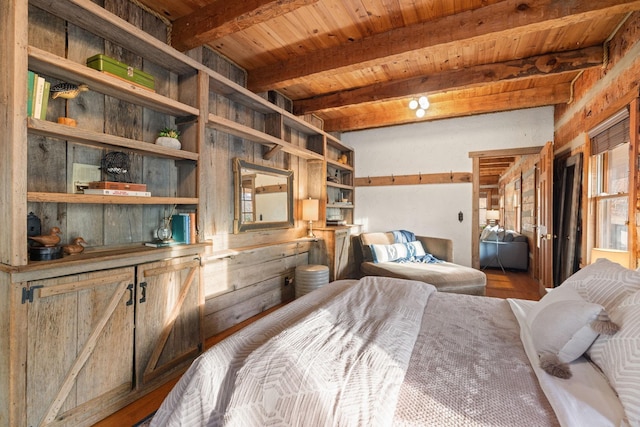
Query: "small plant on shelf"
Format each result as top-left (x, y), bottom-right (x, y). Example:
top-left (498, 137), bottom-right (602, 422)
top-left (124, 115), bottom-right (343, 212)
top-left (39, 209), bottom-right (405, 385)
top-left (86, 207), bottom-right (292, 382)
top-left (155, 127), bottom-right (181, 149)
top-left (158, 127), bottom-right (180, 139)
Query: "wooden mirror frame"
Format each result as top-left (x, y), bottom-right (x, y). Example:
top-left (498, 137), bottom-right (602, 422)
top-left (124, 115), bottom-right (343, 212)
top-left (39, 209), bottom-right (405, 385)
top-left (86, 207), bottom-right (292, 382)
top-left (233, 158), bottom-right (294, 233)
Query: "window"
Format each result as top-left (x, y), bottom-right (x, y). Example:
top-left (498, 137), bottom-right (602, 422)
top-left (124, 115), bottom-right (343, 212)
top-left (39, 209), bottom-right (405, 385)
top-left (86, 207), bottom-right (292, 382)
top-left (589, 111), bottom-right (630, 251)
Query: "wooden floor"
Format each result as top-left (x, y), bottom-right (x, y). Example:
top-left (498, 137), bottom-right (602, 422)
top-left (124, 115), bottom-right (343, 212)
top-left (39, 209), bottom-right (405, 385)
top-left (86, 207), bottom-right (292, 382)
top-left (93, 269), bottom-right (541, 426)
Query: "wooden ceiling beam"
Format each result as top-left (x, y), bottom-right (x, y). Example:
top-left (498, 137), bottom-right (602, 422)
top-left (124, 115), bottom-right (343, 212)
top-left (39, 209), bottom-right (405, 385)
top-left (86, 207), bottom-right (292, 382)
top-left (247, 0), bottom-right (640, 92)
top-left (323, 84), bottom-right (571, 132)
top-left (170, 0), bottom-right (319, 52)
top-left (293, 46), bottom-right (602, 115)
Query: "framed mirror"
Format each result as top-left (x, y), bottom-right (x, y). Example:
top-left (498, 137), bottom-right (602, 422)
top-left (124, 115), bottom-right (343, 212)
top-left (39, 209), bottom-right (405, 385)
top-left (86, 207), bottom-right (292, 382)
top-left (233, 158), bottom-right (294, 233)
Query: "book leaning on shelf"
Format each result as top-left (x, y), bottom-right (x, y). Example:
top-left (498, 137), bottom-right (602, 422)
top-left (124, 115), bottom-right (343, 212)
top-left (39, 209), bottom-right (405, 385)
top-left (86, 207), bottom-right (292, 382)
top-left (27, 70), bottom-right (50, 119)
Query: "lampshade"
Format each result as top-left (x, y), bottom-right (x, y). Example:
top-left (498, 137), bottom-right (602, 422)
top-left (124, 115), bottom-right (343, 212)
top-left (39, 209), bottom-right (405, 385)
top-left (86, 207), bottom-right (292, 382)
top-left (590, 248), bottom-right (630, 269)
top-left (486, 210), bottom-right (500, 220)
top-left (302, 198), bottom-right (319, 221)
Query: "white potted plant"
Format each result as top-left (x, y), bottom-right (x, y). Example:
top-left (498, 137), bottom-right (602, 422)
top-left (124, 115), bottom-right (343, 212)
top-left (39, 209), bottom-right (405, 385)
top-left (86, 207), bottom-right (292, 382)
top-left (155, 127), bottom-right (181, 149)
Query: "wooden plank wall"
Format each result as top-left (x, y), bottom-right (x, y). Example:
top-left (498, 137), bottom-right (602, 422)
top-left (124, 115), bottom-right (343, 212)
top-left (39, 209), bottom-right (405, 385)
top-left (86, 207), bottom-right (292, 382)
top-left (27, 0), bottom-right (315, 339)
top-left (554, 12), bottom-right (640, 268)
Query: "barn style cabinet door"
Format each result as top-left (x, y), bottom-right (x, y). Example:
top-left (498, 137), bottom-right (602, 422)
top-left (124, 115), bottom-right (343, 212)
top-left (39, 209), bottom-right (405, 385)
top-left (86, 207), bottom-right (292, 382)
top-left (310, 226), bottom-right (360, 281)
top-left (135, 256), bottom-right (203, 387)
top-left (24, 267), bottom-right (135, 427)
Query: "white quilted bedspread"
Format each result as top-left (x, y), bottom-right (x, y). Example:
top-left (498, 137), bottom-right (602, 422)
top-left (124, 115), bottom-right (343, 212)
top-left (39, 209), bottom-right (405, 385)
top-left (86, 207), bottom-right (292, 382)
top-left (152, 277), bottom-right (559, 427)
top-left (223, 276), bottom-right (434, 426)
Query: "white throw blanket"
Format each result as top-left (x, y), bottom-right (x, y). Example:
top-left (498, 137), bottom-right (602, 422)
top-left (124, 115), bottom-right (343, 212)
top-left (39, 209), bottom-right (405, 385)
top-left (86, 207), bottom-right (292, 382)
top-left (223, 276), bottom-right (435, 426)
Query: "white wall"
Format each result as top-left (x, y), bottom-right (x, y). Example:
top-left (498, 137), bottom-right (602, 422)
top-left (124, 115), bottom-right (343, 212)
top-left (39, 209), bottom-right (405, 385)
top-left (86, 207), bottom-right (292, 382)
top-left (343, 107), bottom-right (554, 266)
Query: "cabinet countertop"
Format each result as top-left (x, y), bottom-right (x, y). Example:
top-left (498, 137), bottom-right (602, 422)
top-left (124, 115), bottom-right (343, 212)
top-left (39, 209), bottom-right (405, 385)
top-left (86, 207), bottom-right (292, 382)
top-left (3, 242), bottom-right (210, 282)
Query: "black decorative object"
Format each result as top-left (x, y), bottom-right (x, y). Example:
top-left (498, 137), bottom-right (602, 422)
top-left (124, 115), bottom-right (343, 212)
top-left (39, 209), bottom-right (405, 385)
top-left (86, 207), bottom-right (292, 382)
top-left (101, 151), bottom-right (132, 182)
top-left (27, 212), bottom-right (41, 247)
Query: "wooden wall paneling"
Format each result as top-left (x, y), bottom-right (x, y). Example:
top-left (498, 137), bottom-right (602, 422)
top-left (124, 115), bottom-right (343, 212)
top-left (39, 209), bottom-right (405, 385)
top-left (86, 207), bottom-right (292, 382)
top-left (203, 275), bottom-right (290, 336)
top-left (630, 98), bottom-right (639, 269)
top-left (142, 12), bottom-right (177, 240)
top-left (27, 7), bottom-right (67, 244)
top-left (203, 243), bottom-right (307, 295)
top-left (205, 246), bottom-right (298, 295)
top-left (101, 0), bottom-right (144, 245)
top-left (0, 0), bottom-right (28, 265)
top-left (203, 249), bottom-right (307, 335)
top-left (66, 17), bottom-right (106, 248)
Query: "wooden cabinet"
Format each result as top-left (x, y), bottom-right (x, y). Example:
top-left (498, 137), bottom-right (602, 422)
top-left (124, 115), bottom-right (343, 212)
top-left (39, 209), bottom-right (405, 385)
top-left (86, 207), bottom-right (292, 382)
top-left (310, 225), bottom-right (361, 281)
top-left (24, 267), bottom-right (135, 427)
top-left (16, 255), bottom-right (202, 427)
top-left (135, 257), bottom-right (202, 387)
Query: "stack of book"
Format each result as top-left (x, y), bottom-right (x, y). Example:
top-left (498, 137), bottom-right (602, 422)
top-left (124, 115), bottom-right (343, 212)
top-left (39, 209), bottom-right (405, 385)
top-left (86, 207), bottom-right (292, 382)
top-left (83, 181), bottom-right (150, 197)
top-left (27, 70), bottom-right (51, 120)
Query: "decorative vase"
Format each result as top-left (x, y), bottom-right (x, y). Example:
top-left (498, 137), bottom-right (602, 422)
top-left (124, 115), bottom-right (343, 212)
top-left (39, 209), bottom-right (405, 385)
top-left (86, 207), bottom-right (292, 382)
top-left (155, 136), bottom-right (181, 150)
top-left (156, 218), bottom-right (172, 242)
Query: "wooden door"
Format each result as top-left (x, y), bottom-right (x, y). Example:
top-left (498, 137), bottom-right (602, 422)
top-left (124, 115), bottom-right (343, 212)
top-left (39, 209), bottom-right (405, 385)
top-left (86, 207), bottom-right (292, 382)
top-left (333, 228), bottom-right (350, 280)
top-left (135, 257), bottom-right (202, 387)
top-left (538, 142), bottom-right (554, 289)
top-left (25, 268), bottom-right (135, 427)
top-left (554, 152), bottom-right (583, 284)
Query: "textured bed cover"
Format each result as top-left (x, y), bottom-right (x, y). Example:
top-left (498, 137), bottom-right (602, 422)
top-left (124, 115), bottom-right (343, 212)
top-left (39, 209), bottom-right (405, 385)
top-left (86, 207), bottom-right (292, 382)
top-left (152, 278), bottom-right (558, 426)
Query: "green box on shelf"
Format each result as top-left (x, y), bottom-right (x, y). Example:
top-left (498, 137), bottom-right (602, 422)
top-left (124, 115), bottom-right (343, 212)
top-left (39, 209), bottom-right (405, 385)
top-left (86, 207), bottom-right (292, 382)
top-left (86, 54), bottom-right (155, 91)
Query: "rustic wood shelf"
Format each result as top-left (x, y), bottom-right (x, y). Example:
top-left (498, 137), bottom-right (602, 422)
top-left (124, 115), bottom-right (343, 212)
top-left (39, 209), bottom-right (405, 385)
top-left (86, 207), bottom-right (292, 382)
top-left (206, 113), bottom-right (324, 161)
top-left (28, 46), bottom-right (199, 117)
top-left (326, 158), bottom-right (354, 171)
top-left (30, 0), bottom-right (199, 75)
top-left (326, 182), bottom-right (354, 191)
top-left (27, 192), bottom-right (198, 205)
top-left (27, 118), bottom-right (199, 161)
top-left (327, 203), bottom-right (354, 209)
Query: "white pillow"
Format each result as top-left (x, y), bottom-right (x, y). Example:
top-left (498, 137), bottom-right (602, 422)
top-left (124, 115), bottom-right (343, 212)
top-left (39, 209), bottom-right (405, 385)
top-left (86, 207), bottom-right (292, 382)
top-left (527, 286), bottom-right (618, 379)
top-left (370, 243), bottom-right (409, 263)
top-left (405, 240), bottom-right (426, 258)
top-left (369, 241), bottom-right (427, 263)
top-left (560, 258), bottom-right (640, 313)
top-left (587, 290), bottom-right (640, 425)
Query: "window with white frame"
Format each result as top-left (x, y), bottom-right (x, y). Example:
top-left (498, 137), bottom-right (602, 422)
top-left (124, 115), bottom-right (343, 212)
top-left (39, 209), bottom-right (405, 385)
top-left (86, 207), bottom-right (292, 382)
top-left (589, 110), bottom-right (630, 251)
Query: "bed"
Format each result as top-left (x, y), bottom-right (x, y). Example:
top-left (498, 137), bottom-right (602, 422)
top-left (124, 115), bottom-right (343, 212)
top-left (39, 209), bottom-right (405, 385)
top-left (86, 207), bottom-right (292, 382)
top-left (151, 259), bottom-right (640, 427)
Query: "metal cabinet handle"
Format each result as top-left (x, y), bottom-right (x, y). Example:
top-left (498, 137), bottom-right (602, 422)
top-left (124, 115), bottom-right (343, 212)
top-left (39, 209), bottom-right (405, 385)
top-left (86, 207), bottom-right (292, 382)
top-left (126, 284), bottom-right (134, 306)
top-left (139, 282), bottom-right (147, 304)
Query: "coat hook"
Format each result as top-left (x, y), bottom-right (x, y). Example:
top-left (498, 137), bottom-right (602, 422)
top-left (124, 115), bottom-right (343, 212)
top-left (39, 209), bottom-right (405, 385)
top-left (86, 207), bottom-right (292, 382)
top-left (392, 174), bottom-right (395, 182)
top-left (419, 172), bottom-right (422, 182)
top-left (450, 170), bottom-right (453, 181)
top-left (368, 176), bottom-right (371, 184)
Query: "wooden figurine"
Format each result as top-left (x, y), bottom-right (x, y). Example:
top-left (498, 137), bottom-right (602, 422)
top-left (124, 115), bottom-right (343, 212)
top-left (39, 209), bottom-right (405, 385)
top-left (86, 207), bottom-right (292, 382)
top-left (28, 227), bottom-right (61, 247)
top-left (63, 237), bottom-right (87, 255)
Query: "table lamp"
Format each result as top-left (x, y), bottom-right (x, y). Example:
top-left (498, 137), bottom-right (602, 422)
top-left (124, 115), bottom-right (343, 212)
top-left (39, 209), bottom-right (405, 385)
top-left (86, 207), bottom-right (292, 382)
top-left (302, 198), bottom-right (319, 238)
top-left (486, 209), bottom-right (499, 226)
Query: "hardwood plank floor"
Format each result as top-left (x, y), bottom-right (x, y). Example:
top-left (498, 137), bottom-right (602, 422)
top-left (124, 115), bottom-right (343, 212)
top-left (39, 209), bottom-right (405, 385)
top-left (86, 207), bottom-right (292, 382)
top-left (484, 268), bottom-right (542, 301)
top-left (93, 270), bottom-right (541, 426)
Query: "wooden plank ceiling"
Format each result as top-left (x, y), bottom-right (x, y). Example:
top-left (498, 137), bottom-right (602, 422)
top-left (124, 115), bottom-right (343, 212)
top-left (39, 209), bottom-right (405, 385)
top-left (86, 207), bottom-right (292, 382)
top-left (137, 0), bottom-right (640, 134)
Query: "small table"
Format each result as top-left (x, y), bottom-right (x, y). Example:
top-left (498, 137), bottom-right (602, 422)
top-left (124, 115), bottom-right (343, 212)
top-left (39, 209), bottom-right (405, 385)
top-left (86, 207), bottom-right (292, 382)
top-left (295, 264), bottom-right (329, 298)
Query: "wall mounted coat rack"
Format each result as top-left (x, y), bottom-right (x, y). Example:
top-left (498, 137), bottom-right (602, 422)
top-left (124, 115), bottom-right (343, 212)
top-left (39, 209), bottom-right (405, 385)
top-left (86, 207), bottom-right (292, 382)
top-left (354, 172), bottom-right (472, 187)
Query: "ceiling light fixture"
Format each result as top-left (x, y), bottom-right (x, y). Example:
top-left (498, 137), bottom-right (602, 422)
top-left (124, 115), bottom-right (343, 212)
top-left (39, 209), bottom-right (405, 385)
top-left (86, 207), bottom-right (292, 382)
top-left (409, 95), bottom-right (429, 118)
